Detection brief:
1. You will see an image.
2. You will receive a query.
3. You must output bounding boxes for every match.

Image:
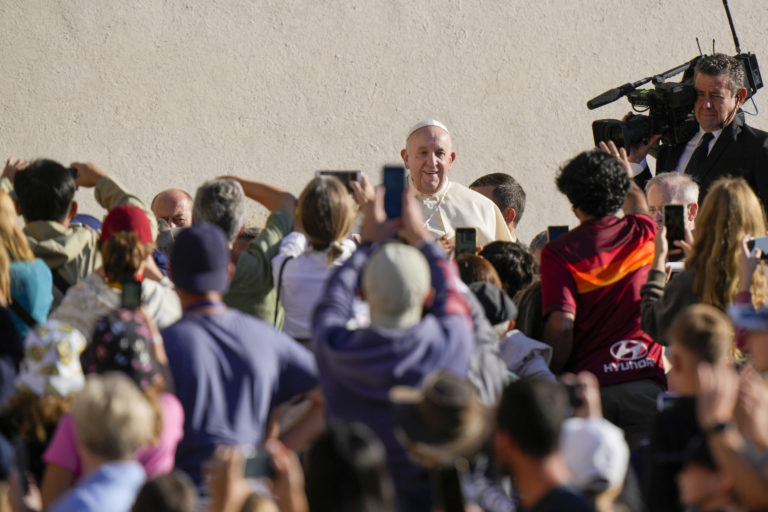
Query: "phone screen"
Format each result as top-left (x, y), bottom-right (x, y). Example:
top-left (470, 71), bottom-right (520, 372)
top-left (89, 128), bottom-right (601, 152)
top-left (455, 227), bottom-right (477, 257)
top-left (121, 281), bottom-right (142, 310)
top-left (547, 225), bottom-right (568, 242)
top-left (664, 204), bottom-right (685, 262)
top-left (565, 382), bottom-right (585, 409)
top-left (13, 440), bottom-right (28, 494)
top-left (747, 237), bottom-right (768, 259)
top-left (244, 451), bottom-right (275, 479)
top-left (656, 392), bottom-right (681, 412)
top-left (315, 170), bottom-right (362, 193)
top-left (383, 166), bottom-right (407, 219)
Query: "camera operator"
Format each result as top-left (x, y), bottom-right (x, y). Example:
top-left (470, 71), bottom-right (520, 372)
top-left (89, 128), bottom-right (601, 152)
top-left (631, 53), bottom-right (768, 212)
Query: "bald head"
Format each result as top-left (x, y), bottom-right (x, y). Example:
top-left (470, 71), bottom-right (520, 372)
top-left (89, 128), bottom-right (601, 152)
top-left (151, 189), bottom-right (193, 228)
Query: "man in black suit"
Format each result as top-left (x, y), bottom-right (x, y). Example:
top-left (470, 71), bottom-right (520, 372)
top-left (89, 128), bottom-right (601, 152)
top-left (630, 53), bottom-right (768, 211)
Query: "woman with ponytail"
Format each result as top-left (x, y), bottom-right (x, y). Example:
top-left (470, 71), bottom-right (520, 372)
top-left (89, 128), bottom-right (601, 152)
top-left (272, 176), bottom-right (360, 343)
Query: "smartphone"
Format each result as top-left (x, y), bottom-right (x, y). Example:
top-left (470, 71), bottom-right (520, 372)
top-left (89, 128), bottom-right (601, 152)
top-left (547, 225), bottom-right (568, 242)
top-left (664, 204), bottom-right (685, 262)
top-left (121, 280), bottom-right (142, 310)
top-left (665, 261), bottom-right (685, 274)
top-left (455, 227), bottom-right (477, 257)
top-left (383, 166), bottom-right (407, 219)
top-left (430, 466), bottom-right (465, 512)
top-left (747, 237), bottom-right (768, 260)
top-left (13, 440), bottom-right (28, 494)
top-left (244, 451), bottom-right (276, 479)
top-left (656, 391), bottom-right (681, 412)
top-left (315, 170), bottom-right (362, 193)
top-left (564, 382), bottom-right (584, 409)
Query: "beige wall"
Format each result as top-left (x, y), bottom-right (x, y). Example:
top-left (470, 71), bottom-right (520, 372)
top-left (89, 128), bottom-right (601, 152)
top-left (2, 0), bottom-right (767, 243)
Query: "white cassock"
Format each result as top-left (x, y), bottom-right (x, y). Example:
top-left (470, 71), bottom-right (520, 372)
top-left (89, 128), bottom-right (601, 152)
top-left (413, 180), bottom-right (513, 246)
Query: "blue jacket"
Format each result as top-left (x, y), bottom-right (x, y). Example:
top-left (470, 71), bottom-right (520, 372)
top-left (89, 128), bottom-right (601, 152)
top-left (312, 241), bottom-right (474, 506)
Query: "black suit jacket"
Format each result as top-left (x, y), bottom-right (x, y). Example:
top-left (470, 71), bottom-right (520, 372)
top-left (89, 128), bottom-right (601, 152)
top-left (655, 113), bottom-right (768, 213)
top-left (633, 167), bottom-right (653, 191)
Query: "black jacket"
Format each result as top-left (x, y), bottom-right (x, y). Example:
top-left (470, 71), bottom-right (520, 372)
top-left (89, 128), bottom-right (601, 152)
top-left (656, 113), bottom-right (768, 211)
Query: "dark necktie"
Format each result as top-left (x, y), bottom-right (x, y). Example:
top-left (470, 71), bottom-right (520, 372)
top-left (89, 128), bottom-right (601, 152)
top-left (684, 132), bottom-right (715, 178)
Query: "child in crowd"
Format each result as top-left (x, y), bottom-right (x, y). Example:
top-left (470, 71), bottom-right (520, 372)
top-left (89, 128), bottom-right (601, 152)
top-left (40, 309), bottom-right (183, 508)
top-left (0, 321), bottom-right (85, 483)
top-left (646, 304), bottom-right (734, 511)
top-left (131, 471), bottom-right (198, 512)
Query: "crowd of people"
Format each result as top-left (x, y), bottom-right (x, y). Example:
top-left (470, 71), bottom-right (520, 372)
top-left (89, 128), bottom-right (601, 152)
top-left (1, 52), bottom-right (768, 512)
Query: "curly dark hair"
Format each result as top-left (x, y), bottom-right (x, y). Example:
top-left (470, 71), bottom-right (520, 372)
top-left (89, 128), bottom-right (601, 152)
top-left (479, 241), bottom-right (538, 299)
top-left (695, 53), bottom-right (745, 94)
top-left (556, 151), bottom-right (630, 218)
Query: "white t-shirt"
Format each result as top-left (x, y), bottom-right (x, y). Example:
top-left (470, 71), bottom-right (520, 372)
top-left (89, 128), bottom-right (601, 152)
top-left (272, 232), bottom-right (368, 340)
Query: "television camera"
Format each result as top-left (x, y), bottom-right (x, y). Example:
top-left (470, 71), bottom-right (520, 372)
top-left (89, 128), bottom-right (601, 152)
top-left (588, 0), bottom-right (762, 152)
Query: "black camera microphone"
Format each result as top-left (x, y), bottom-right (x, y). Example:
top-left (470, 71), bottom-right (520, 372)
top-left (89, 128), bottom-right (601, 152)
top-left (588, 84), bottom-right (630, 110)
top-left (587, 83), bottom-right (635, 110)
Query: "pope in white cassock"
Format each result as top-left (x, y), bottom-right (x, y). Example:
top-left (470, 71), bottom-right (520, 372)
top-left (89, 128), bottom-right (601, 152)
top-left (400, 120), bottom-right (512, 246)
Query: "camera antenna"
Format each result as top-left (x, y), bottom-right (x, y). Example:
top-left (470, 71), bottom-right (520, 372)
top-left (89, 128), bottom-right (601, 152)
top-left (722, 0), bottom-right (762, 99)
top-left (723, 0), bottom-right (741, 54)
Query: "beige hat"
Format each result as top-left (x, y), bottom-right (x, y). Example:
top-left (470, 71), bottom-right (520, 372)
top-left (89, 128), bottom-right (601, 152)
top-left (390, 370), bottom-right (492, 468)
top-left (362, 243), bottom-right (431, 329)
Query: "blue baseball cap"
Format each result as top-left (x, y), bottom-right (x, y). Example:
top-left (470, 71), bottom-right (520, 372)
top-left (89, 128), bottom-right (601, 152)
top-left (170, 223), bottom-right (229, 293)
top-left (728, 303), bottom-right (768, 332)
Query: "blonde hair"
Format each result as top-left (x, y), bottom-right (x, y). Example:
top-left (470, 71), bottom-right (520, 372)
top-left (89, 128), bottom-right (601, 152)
top-left (667, 304), bottom-right (734, 365)
top-left (0, 245), bottom-right (9, 303)
top-left (0, 190), bottom-right (34, 262)
top-left (295, 176), bottom-right (354, 265)
top-left (100, 232), bottom-right (154, 282)
top-left (687, 178), bottom-right (767, 310)
top-left (73, 372), bottom-right (154, 460)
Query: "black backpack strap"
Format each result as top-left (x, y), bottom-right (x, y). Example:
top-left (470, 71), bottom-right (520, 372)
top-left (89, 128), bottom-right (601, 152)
top-left (9, 298), bottom-right (38, 328)
top-left (51, 269), bottom-right (72, 296)
top-left (273, 256), bottom-right (294, 327)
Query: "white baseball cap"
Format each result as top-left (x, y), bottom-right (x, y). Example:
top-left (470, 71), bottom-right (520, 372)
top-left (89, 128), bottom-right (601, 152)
top-left (560, 416), bottom-right (629, 493)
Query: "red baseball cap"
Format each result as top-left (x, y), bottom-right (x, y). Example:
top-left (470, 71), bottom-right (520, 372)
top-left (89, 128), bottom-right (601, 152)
top-left (99, 205), bottom-right (153, 244)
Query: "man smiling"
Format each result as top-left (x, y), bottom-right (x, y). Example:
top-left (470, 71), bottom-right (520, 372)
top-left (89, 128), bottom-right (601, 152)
top-left (400, 120), bottom-right (512, 247)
